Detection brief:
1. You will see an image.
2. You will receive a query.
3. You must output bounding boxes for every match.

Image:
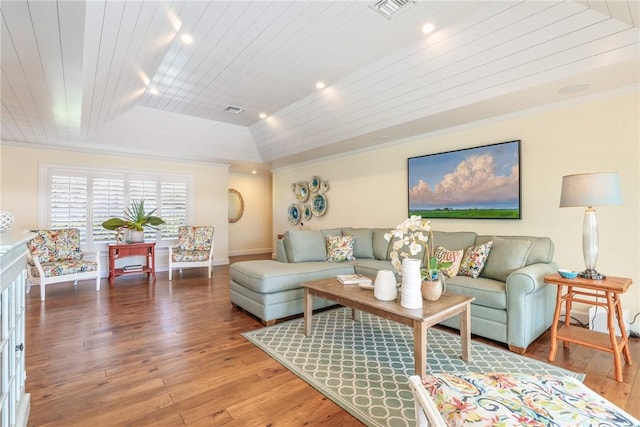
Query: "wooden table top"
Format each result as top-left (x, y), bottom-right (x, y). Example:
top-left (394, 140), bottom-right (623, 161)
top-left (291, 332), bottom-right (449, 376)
top-left (544, 274), bottom-right (632, 293)
top-left (301, 277), bottom-right (474, 323)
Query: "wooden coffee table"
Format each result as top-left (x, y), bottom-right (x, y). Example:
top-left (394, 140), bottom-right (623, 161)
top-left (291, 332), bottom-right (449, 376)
top-left (301, 278), bottom-right (475, 377)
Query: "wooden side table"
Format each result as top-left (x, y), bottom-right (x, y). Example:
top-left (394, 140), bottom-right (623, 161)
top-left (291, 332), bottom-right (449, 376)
top-left (544, 273), bottom-right (632, 382)
top-left (108, 242), bottom-right (156, 286)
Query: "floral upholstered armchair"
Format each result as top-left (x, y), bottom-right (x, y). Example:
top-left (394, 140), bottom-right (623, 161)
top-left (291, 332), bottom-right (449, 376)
top-left (168, 226), bottom-right (214, 280)
top-left (408, 372), bottom-right (639, 426)
top-left (26, 228), bottom-right (101, 301)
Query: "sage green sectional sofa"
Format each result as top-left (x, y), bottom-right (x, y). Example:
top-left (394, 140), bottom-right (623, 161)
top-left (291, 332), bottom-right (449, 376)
top-left (230, 228), bottom-right (558, 353)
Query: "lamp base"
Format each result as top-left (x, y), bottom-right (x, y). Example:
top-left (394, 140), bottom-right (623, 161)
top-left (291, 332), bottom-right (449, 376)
top-left (579, 269), bottom-right (605, 280)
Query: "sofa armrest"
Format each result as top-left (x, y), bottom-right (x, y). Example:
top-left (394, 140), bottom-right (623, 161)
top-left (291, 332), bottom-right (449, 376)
top-left (506, 262), bottom-right (558, 295)
top-left (505, 262), bottom-right (558, 350)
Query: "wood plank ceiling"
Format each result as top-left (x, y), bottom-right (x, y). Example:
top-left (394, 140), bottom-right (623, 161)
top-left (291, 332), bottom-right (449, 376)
top-left (1, 0), bottom-right (639, 173)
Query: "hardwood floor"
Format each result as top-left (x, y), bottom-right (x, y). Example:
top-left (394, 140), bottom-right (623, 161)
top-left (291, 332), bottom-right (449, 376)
top-left (26, 254), bottom-right (640, 426)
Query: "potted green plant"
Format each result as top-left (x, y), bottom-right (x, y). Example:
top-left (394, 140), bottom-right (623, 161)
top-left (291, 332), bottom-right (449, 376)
top-left (101, 199), bottom-right (165, 242)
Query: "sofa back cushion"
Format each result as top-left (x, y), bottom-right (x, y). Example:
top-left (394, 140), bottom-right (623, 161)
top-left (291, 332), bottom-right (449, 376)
top-left (27, 228), bottom-right (83, 263)
top-left (283, 230), bottom-right (327, 262)
top-left (477, 235), bottom-right (554, 266)
top-left (431, 231), bottom-right (477, 251)
top-left (342, 228), bottom-right (374, 259)
top-left (476, 236), bottom-right (534, 281)
top-left (372, 228), bottom-right (392, 260)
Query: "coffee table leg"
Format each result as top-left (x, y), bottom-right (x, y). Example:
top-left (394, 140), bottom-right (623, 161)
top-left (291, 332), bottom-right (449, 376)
top-left (304, 289), bottom-right (312, 336)
top-left (414, 322), bottom-right (426, 377)
top-left (460, 302), bottom-right (471, 362)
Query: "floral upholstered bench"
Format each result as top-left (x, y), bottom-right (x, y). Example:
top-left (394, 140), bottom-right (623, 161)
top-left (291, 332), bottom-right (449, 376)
top-left (26, 228), bottom-right (100, 301)
top-left (408, 372), bottom-right (639, 426)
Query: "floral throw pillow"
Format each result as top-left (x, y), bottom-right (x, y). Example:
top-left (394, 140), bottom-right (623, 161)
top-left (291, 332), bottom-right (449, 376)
top-left (433, 246), bottom-right (464, 278)
top-left (458, 241), bottom-right (493, 278)
top-left (326, 235), bottom-right (356, 262)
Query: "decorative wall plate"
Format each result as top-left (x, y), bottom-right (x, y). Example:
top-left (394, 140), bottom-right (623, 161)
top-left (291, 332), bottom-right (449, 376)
top-left (320, 180), bottom-right (330, 192)
top-left (311, 193), bottom-right (327, 217)
top-left (288, 204), bottom-right (300, 225)
top-left (295, 182), bottom-right (309, 202)
top-left (308, 176), bottom-right (321, 192)
top-left (302, 204), bottom-right (312, 221)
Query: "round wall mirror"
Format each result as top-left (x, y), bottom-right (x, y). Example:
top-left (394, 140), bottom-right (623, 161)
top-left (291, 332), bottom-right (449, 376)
top-left (228, 188), bottom-right (244, 223)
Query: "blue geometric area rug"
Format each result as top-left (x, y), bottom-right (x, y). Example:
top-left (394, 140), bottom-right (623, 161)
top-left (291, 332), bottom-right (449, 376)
top-left (242, 307), bottom-right (585, 427)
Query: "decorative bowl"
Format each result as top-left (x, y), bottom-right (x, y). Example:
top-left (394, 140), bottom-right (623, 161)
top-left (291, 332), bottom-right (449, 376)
top-left (558, 269), bottom-right (579, 279)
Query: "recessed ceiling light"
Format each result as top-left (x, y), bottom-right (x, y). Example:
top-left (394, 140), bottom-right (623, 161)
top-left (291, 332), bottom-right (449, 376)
top-left (259, 113), bottom-right (267, 119)
top-left (421, 23), bottom-right (434, 34)
top-left (148, 87), bottom-right (159, 95)
top-left (172, 18), bottom-right (182, 32)
top-left (224, 105), bottom-right (245, 114)
top-left (251, 170), bottom-right (257, 174)
top-left (316, 81), bottom-right (326, 90)
top-left (180, 33), bottom-right (193, 44)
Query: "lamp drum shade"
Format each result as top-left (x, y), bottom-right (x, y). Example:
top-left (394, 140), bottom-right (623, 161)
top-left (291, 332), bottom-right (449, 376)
top-left (559, 172), bottom-right (623, 208)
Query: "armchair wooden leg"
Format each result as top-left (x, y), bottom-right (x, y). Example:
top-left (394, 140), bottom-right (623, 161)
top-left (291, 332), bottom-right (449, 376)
top-left (40, 284), bottom-right (46, 302)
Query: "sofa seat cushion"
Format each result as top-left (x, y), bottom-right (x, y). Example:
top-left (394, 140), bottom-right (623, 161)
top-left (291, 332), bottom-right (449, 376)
top-left (230, 260), bottom-right (355, 294)
top-left (29, 259), bottom-right (98, 278)
top-left (445, 275), bottom-right (506, 310)
top-left (352, 259), bottom-right (395, 278)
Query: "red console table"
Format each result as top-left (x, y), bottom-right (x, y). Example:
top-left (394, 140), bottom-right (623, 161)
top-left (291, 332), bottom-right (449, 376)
top-left (108, 242), bottom-right (156, 286)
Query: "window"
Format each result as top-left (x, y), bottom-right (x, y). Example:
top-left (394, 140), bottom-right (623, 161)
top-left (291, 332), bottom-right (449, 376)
top-left (42, 166), bottom-right (190, 248)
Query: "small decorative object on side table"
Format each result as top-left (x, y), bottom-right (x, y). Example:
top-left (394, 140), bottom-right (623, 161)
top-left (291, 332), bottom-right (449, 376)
top-left (544, 273), bottom-right (632, 382)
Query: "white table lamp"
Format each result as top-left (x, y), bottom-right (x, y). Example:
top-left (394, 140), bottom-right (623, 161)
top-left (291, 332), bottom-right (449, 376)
top-left (559, 172), bottom-right (622, 280)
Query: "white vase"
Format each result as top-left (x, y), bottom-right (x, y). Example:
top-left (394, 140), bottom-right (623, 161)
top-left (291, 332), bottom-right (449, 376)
top-left (374, 270), bottom-right (397, 301)
top-left (129, 230), bottom-right (145, 243)
top-left (400, 258), bottom-right (423, 309)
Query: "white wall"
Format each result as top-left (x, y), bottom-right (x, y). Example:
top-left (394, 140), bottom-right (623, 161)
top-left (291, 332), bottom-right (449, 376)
top-left (273, 91), bottom-right (640, 331)
top-left (228, 173), bottom-right (273, 256)
top-left (0, 145), bottom-right (231, 270)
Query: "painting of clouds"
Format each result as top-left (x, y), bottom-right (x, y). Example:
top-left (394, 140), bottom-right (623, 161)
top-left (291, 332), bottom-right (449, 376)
top-left (408, 140), bottom-right (521, 219)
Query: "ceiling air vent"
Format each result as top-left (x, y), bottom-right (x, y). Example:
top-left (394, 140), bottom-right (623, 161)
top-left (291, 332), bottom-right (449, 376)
top-left (370, 0), bottom-right (415, 20)
top-left (224, 105), bottom-right (245, 114)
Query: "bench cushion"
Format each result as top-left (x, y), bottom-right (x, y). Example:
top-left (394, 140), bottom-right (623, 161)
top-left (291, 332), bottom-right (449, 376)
top-left (29, 259), bottom-right (97, 278)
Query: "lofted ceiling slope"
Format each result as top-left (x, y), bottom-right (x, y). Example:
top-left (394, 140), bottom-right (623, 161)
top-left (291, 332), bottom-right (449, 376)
top-left (1, 0), bottom-right (639, 175)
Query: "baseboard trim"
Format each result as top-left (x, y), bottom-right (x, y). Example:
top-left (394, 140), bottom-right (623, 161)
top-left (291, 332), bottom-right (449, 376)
top-left (229, 249), bottom-right (272, 257)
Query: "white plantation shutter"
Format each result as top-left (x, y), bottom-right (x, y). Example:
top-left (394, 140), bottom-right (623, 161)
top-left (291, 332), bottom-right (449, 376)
top-left (160, 182), bottom-right (187, 239)
top-left (129, 180), bottom-right (159, 239)
top-left (50, 175), bottom-right (88, 241)
top-left (92, 177), bottom-right (125, 243)
top-left (44, 167), bottom-right (190, 249)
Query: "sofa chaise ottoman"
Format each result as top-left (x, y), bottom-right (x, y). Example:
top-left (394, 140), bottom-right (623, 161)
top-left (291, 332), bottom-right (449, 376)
top-left (230, 227), bottom-right (558, 353)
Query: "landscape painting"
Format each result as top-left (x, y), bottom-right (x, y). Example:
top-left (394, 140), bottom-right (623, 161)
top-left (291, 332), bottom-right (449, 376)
top-left (408, 140), bottom-right (521, 219)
